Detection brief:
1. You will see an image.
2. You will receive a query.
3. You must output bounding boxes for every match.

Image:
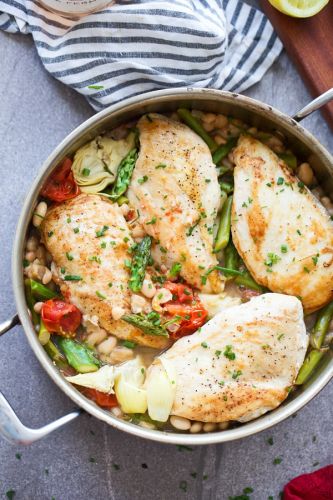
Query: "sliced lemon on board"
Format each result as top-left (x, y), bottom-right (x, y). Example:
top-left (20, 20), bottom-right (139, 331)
top-left (268, 0), bottom-right (329, 17)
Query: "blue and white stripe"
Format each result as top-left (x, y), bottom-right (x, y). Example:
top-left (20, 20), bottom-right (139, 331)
top-left (0, 0), bottom-right (282, 110)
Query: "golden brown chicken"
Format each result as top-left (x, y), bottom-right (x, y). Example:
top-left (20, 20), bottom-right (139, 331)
top-left (40, 194), bottom-right (168, 349)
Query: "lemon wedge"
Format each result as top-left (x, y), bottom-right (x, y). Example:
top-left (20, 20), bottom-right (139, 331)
top-left (268, 0), bottom-right (329, 17)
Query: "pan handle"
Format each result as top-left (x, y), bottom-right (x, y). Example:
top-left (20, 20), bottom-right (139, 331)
top-left (0, 392), bottom-right (82, 444)
top-left (0, 314), bottom-right (20, 336)
top-left (0, 315), bottom-right (83, 444)
top-left (293, 88), bottom-right (333, 122)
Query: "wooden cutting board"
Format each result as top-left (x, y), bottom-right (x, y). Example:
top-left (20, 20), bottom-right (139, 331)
top-left (259, 0), bottom-right (333, 130)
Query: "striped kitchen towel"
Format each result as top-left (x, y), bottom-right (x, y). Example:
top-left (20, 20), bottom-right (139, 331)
top-left (0, 0), bottom-right (282, 111)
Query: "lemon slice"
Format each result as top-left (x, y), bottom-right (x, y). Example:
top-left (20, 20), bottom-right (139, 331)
top-left (268, 0), bottom-right (329, 17)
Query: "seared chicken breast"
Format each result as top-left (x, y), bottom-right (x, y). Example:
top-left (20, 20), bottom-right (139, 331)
top-left (232, 136), bottom-right (333, 313)
top-left (127, 113), bottom-right (223, 293)
top-left (147, 294), bottom-right (308, 422)
top-left (41, 194), bottom-right (168, 349)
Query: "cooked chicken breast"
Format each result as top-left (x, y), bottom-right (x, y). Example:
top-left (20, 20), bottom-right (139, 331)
top-left (41, 194), bottom-right (168, 349)
top-left (127, 113), bottom-right (223, 293)
top-left (232, 136), bottom-right (333, 313)
top-left (147, 294), bottom-right (308, 422)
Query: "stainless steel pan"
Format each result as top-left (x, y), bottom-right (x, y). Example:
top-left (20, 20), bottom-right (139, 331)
top-left (1, 88), bottom-right (333, 446)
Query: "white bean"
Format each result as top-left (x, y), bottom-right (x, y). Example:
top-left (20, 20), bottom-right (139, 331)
top-left (141, 277), bottom-right (156, 299)
top-left (139, 421), bottom-right (156, 430)
top-left (120, 203), bottom-right (130, 217)
top-left (87, 329), bottom-right (108, 347)
top-left (42, 268), bottom-right (52, 285)
top-left (36, 245), bottom-right (46, 265)
top-left (170, 416), bottom-right (191, 431)
top-left (202, 121), bottom-right (215, 133)
top-left (152, 288), bottom-right (173, 312)
top-left (203, 423), bottom-right (217, 432)
top-left (97, 336), bottom-right (117, 355)
top-left (320, 196), bottom-right (333, 210)
top-left (131, 225), bottom-right (145, 239)
top-left (26, 236), bottom-right (39, 252)
top-left (131, 294), bottom-right (149, 314)
top-left (218, 422), bottom-right (229, 430)
top-left (297, 162), bottom-right (314, 186)
top-left (109, 346), bottom-right (134, 364)
top-left (112, 306), bottom-right (126, 321)
top-left (215, 114), bottom-right (228, 129)
top-left (32, 202), bottom-right (47, 227)
top-left (214, 135), bottom-right (227, 146)
top-left (33, 301), bottom-right (44, 314)
top-left (25, 251), bottom-right (36, 263)
top-left (247, 127), bottom-right (258, 135)
top-left (202, 112), bottom-right (216, 124)
top-left (111, 406), bottom-right (123, 418)
top-left (190, 422), bottom-right (203, 434)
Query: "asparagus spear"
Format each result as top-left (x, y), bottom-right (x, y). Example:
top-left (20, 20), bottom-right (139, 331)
top-left (177, 108), bottom-right (218, 152)
top-left (57, 338), bottom-right (101, 373)
top-left (219, 181), bottom-right (234, 194)
top-left (38, 318), bottom-right (50, 346)
top-left (24, 279), bottom-right (39, 326)
top-left (234, 272), bottom-right (263, 292)
top-left (122, 314), bottom-right (169, 337)
top-left (129, 236), bottom-right (152, 293)
top-left (295, 301), bottom-right (333, 385)
top-left (295, 350), bottom-right (325, 385)
top-left (44, 339), bottom-right (69, 371)
top-left (278, 152), bottom-right (297, 171)
top-left (105, 148), bottom-right (138, 201)
top-left (214, 195), bottom-right (233, 252)
top-left (310, 301), bottom-right (333, 350)
top-left (28, 279), bottom-right (58, 301)
top-left (201, 265), bottom-right (263, 292)
top-left (224, 240), bottom-right (239, 271)
top-left (212, 137), bottom-right (238, 165)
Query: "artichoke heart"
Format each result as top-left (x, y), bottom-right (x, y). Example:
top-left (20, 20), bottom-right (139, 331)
top-left (72, 132), bottom-right (136, 194)
top-left (114, 357), bottom-right (147, 414)
top-left (145, 359), bottom-right (177, 422)
top-left (65, 365), bottom-right (115, 393)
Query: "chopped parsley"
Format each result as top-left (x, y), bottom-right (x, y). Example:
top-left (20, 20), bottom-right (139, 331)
top-left (23, 259), bottom-right (29, 268)
top-left (266, 182), bottom-right (272, 187)
top-left (205, 179), bottom-right (211, 183)
top-left (277, 333), bottom-right (285, 341)
top-left (66, 252), bottom-right (74, 261)
top-left (159, 246), bottom-right (167, 253)
top-left (273, 457), bottom-right (282, 465)
top-left (215, 350), bottom-right (222, 358)
top-left (123, 340), bottom-right (136, 349)
top-left (277, 177), bottom-right (284, 185)
top-left (303, 266), bottom-right (310, 273)
top-left (146, 216), bottom-right (157, 225)
top-left (89, 255), bottom-right (102, 264)
top-left (281, 244), bottom-right (288, 253)
top-left (64, 275), bottom-right (82, 281)
top-left (88, 84), bottom-right (104, 90)
top-left (101, 241), bottom-right (107, 249)
top-left (73, 227), bottom-right (80, 234)
top-left (223, 345), bottom-right (236, 361)
top-left (66, 217), bottom-right (71, 223)
top-left (231, 370), bottom-right (242, 380)
top-left (112, 463), bottom-right (120, 470)
top-left (108, 282), bottom-right (113, 288)
top-left (96, 225), bottom-right (109, 237)
top-left (176, 445), bottom-right (193, 452)
top-left (96, 291), bottom-right (106, 300)
top-left (179, 480), bottom-right (188, 492)
top-left (82, 168), bottom-right (90, 176)
top-left (6, 490), bottom-right (15, 500)
top-left (201, 342), bottom-right (208, 349)
top-left (138, 175), bottom-right (148, 184)
top-left (264, 253), bottom-right (281, 268)
top-left (169, 262), bottom-right (182, 277)
top-left (312, 254), bottom-right (319, 265)
top-left (297, 229), bottom-right (302, 236)
top-left (15, 453), bottom-right (21, 459)
top-left (155, 163), bottom-right (167, 169)
top-left (47, 231), bottom-right (54, 237)
top-left (267, 437), bottom-right (274, 445)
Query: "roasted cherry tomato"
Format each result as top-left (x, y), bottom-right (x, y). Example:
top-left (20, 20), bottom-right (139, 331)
top-left (163, 281), bottom-right (208, 339)
top-left (82, 388), bottom-right (118, 408)
top-left (164, 281), bottom-right (194, 303)
top-left (41, 299), bottom-right (82, 335)
top-left (41, 158), bottom-right (80, 202)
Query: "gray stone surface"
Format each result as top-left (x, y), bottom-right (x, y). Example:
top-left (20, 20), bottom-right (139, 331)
top-left (0, 16), bottom-right (332, 500)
